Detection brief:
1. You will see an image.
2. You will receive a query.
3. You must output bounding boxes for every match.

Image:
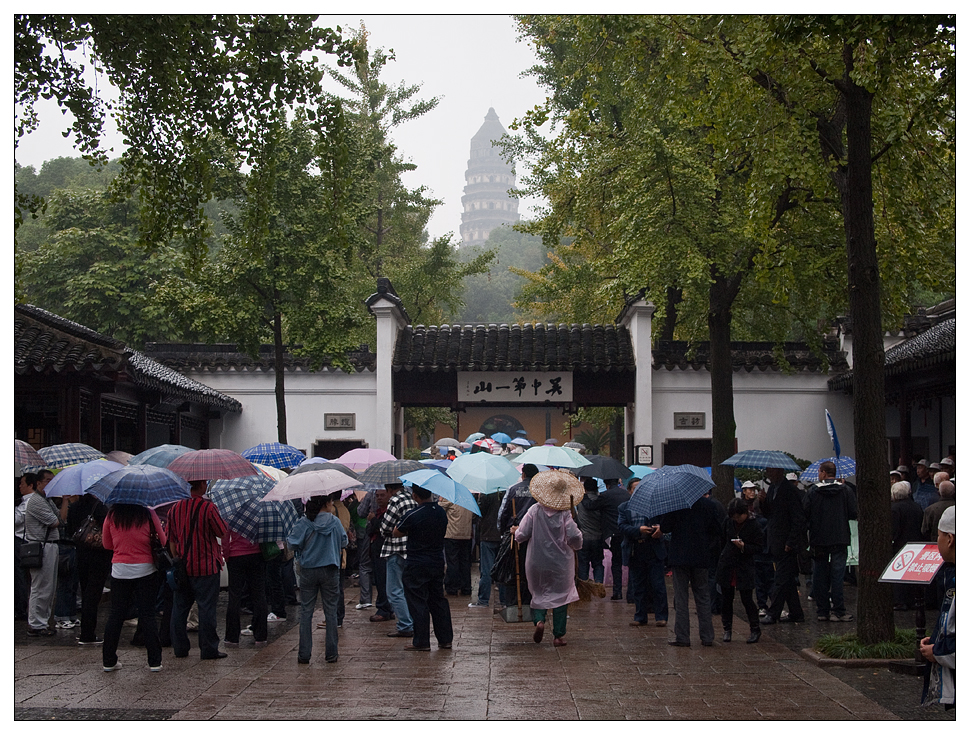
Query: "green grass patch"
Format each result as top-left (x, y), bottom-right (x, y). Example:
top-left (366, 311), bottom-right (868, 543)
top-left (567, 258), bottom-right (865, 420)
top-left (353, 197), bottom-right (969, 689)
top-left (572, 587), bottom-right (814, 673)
top-left (814, 628), bottom-right (919, 659)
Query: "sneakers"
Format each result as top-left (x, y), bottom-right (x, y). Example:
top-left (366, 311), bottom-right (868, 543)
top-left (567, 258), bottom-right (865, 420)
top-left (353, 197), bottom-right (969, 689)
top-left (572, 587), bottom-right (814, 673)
top-left (832, 613), bottom-right (854, 622)
top-left (56, 619), bottom-right (80, 629)
top-left (355, 603), bottom-right (373, 610)
top-left (149, 664), bottom-right (163, 672)
top-left (77, 637), bottom-right (104, 646)
top-left (818, 614), bottom-right (832, 622)
top-left (103, 662), bottom-right (123, 672)
top-left (267, 612), bottom-right (280, 622)
top-left (240, 625), bottom-right (254, 636)
top-left (468, 601), bottom-right (489, 608)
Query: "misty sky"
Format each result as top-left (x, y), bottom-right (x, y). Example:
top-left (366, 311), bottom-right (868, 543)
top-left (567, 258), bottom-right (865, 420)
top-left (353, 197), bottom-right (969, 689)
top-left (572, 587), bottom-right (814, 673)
top-left (14, 15), bottom-right (549, 244)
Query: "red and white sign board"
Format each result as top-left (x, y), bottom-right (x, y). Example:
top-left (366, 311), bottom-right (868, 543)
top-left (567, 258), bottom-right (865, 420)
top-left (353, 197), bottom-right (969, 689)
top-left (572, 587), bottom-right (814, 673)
top-left (879, 542), bottom-right (944, 584)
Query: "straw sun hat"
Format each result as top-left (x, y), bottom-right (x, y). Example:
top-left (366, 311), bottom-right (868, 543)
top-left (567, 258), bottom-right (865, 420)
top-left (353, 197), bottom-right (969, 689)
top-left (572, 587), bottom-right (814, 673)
top-left (529, 469), bottom-right (586, 511)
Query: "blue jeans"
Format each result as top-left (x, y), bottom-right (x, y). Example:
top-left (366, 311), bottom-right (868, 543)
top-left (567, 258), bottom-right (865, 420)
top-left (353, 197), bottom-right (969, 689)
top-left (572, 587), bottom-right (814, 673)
top-left (385, 553), bottom-right (413, 633)
top-left (477, 541), bottom-right (498, 604)
top-left (299, 564), bottom-right (340, 661)
top-left (171, 572), bottom-right (221, 658)
top-left (812, 545), bottom-right (848, 617)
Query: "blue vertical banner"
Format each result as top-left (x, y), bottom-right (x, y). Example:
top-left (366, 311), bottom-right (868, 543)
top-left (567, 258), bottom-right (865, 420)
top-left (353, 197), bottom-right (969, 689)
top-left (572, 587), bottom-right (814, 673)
top-left (825, 409), bottom-right (841, 459)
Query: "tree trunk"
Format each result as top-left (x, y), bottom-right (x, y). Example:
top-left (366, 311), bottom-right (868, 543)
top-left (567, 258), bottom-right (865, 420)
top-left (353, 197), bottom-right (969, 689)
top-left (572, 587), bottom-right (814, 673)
top-left (708, 275), bottom-right (738, 507)
top-left (839, 50), bottom-right (894, 645)
top-left (659, 286), bottom-right (682, 341)
top-left (273, 310), bottom-right (287, 444)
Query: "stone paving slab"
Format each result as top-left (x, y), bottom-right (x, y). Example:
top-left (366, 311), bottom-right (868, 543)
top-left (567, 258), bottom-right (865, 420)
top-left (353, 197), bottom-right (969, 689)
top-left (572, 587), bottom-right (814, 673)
top-left (14, 584), bottom-right (905, 721)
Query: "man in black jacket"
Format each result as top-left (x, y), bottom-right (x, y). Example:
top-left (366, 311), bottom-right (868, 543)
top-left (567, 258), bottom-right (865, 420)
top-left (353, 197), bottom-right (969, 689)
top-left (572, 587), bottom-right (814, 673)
top-left (598, 479), bottom-right (630, 600)
top-left (758, 467), bottom-right (807, 624)
top-left (803, 461), bottom-right (857, 622)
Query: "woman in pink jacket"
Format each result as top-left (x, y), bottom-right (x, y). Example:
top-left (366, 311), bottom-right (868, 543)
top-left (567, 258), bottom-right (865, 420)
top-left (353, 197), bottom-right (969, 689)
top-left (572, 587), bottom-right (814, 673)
top-left (101, 503), bottom-right (166, 672)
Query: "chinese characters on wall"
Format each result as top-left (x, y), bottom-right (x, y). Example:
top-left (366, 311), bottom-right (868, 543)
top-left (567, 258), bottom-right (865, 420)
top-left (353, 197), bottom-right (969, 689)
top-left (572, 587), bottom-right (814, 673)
top-left (457, 372), bottom-right (574, 403)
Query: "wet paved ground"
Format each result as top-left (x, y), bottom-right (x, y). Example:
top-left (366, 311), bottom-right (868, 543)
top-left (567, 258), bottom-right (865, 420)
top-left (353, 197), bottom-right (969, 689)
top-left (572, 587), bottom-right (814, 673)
top-left (13, 573), bottom-right (955, 721)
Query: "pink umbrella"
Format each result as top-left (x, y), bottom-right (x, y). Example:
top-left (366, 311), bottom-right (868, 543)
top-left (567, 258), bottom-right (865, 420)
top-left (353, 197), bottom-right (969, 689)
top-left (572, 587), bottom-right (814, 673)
top-left (335, 447), bottom-right (396, 471)
top-left (167, 449), bottom-right (259, 482)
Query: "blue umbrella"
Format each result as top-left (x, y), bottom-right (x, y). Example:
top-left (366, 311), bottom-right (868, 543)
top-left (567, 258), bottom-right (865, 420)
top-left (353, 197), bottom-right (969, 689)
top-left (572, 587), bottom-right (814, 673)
top-left (88, 465), bottom-right (191, 507)
top-left (799, 456), bottom-right (857, 483)
top-left (628, 465), bottom-right (657, 480)
top-left (465, 432), bottom-right (486, 443)
top-left (490, 432), bottom-right (512, 445)
top-left (241, 442), bottom-right (306, 470)
top-left (129, 444), bottom-right (194, 468)
top-left (720, 450), bottom-right (801, 472)
top-left (43, 460), bottom-right (125, 498)
top-left (447, 452), bottom-right (520, 494)
top-left (628, 464), bottom-right (715, 519)
top-left (299, 456), bottom-right (330, 466)
top-left (400, 469), bottom-right (481, 516)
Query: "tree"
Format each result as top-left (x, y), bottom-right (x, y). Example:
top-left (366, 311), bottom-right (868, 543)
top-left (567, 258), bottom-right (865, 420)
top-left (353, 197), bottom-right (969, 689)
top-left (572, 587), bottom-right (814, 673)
top-left (15, 14), bottom-right (356, 251)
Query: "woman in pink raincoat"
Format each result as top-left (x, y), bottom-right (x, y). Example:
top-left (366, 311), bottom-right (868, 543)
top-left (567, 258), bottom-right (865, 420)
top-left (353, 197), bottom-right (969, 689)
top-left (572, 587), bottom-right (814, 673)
top-left (514, 470), bottom-right (584, 647)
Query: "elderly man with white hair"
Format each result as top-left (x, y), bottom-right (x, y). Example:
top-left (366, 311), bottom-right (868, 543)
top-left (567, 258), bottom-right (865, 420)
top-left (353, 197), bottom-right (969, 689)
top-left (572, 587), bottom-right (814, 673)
top-left (890, 481), bottom-right (924, 612)
top-left (920, 505), bottom-right (955, 710)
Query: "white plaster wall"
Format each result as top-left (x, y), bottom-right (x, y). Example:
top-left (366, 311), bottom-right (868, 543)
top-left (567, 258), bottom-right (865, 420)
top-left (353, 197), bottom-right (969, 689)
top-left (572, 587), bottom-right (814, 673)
top-left (185, 369), bottom-right (379, 456)
top-left (651, 367), bottom-right (856, 463)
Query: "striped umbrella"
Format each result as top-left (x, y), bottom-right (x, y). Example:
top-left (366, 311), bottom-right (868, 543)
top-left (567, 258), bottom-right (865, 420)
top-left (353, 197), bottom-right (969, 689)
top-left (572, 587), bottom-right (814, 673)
top-left (208, 474), bottom-right (299, 543)
top-left (240, 442), bottom-right (306, 470)
top-left (38, 443), bottom-right (105, 469)
top-left (167, 449), bottom-right (259, 482)
top-left (628, 464), bottom-right (715, 519)
top-left (15, 440), bottom-right (46, 470)
top-left (43, 460), bottom-right (125, 498)
top-left (720, 450), bottom-right (801, 472)
top-left (88, 465), bottom-right (191, 507)
top-left (129, 444), bottom-right (194, 468)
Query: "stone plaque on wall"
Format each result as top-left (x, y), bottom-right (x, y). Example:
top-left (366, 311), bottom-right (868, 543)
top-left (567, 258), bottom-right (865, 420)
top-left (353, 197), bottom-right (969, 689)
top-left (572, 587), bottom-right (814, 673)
top-left (325, 413), bottom-right (356, 430)
top-left (673, 412), bottom-right (705, 430)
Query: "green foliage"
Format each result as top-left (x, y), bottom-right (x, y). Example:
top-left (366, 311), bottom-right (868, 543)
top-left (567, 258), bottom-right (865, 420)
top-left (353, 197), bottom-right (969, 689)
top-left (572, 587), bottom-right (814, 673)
top-left (815, 628), bottom-right (918, 659)
top-left (405, 408), bottom-right (456, 441)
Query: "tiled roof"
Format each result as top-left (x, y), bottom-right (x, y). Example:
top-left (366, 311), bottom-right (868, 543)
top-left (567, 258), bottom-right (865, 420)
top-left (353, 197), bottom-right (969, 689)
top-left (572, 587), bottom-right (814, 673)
top-left (828, 317), bottom-right (956, 393)
top-left (142, 343), bottom-right (377, 373)
top-left (653, 339), bottom-right (848, 373)
top-left (14, 304), bottom-right (241, 413)
top-left (391, 323), bottom-right (636, 373)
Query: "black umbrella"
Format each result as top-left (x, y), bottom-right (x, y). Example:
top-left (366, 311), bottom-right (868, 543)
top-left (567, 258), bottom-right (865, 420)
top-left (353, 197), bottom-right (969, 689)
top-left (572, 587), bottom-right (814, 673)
top-left (573, 454), bottom-right (633, 482)
top-left (289, 462), bottom-right (358, 480)
top-left (356, 459), bottom-right (428, 485)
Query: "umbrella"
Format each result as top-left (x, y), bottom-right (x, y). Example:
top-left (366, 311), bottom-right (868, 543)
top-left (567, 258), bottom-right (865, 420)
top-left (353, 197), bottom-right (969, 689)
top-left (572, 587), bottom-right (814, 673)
top-left (422, 459), bottom-right (453, 470)
top-left (290, 462), bottom-right (358, 480)
top-left (509, 445), bottom-right (592, 469)
top-left (628, 465), bottom-right (657, 480)
top-left (574, 454), bottom-right (632, 481)
top-left (336, 447), bottom-right (397, 471)
top-left (399, 469), bottom-right (481, 516)
top-left (43, 460), bottom-right (125, 498)
top-left (240, 442), bottom-right (306, 470)
top-left (88, 465), bottom-right (192, 506)
top-left (208, 474), bottom-right (299, 543)
top-left (472, 438), bottom-right (499, 452)
top-left (510, 437), bottom-right (532, 447)
top-left (129, 444), bottom-right (194, 468)
top-left (355, 459), bottom-right (427, 485)
top-left (464, 432), bottom-right (486, 443)
top-left (38, 443), bottom-right (105, 469)
top-left (15, 440), bottom-right (46, 470)
top-left (434, 437), bottom-right (461, 448)
top-left (261, 468), bottom-right (362, 503)
top-left (490, 432), bottom-right (512, 444)
top-left (447, 452), bottom-right (521, 494)
top-left (799, 456), bottom-right (857, 483)
top-left (299, 456), bottom-right (330, 466)
top-left (104, 450), bottom-right (132, 465)
top-left (628, 464), bottom-right (715, 519)
top-left (721, 450), bottom-right (801, 472)
top-left (167, 449), bottom-right (259, 482)
top-left (543, 438), bottom-right (559, 445)
top-left (252, 463), bottom-right (289, 482)
top-left (563, 441), bottom-right (586, 451)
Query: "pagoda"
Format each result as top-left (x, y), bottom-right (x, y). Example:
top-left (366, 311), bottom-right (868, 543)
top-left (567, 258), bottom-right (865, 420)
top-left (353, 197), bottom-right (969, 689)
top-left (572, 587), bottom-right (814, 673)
top-left (459, 108), bottom-right (520, 245)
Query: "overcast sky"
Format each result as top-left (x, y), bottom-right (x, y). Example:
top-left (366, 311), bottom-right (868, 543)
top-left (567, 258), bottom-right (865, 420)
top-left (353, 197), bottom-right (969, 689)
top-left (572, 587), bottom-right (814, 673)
top-left (14, 14), bottom-right (549, 244)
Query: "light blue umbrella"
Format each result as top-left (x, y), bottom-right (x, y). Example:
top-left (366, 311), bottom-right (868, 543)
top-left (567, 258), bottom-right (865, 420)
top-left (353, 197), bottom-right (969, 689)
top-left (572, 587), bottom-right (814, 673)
top-left (299, 456), bottom-right (330, 466)
top-left (88, 465), bottom-right (191, 507)
top-left (628, 464), bottom-right (715, 519)
top-left (720, 450), bottom-right (801, 472)
top-left (447, 452), bottom-right (520, 494)
top-left (628, 465), bottom-right (657, 480)
top-left (465, 432), bottom-right (486, 443)
top-left (509, 445), bottom-right (592, 469)
top-left (129, 444), bottom-right (194, 468)
top-left (490, 432), bottom-right (512, 445)
top-left (400, 469), bottom-right (481, 516)
top-left (799, 456), bottom-right (856, 483)
top-left (43, 460), bottom-right (125, 498)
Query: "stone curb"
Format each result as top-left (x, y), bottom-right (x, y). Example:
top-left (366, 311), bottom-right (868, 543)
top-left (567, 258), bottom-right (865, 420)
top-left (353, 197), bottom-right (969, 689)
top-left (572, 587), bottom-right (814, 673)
top-left (799, 647), bottom-right (918, 670)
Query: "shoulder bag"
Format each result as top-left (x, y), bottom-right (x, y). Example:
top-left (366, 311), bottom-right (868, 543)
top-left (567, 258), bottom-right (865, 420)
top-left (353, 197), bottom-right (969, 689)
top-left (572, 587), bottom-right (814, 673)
top-left (18, 526), bottom-right (51, 569)
top-left (72, 512), bottom-right (104, 550)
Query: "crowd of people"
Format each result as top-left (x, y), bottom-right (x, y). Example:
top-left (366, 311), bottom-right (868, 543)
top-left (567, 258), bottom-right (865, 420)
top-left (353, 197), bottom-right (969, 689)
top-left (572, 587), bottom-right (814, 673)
top-left (14, 448), bottom-right (956, 709)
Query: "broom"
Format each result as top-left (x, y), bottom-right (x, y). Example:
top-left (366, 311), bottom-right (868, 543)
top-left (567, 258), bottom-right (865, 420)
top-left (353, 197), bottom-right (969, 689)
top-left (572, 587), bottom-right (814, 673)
top-left (571, 495), bottom-right (606, 602)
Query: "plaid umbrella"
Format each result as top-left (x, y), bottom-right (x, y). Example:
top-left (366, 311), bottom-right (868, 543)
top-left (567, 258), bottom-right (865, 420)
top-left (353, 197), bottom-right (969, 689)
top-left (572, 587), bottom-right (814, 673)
top-left (44, 460), bottom-right (125, 498)
top-left (208, 474), bottom-right (299, 543)
top-left (261, 468), bottom-right (362, 502)
top-left (720, 450), bottom-right (801, 472)
top-left (290, 462), bottom-right (358, 479)
top-left (167, 449), bottom-right (259, 482)
top-left (335, 447), bottom-right (397, 471)
top-left (447, 452), bottom-right (520, 494)
top-left (38, 443), bottom-right (105, 469)
top-left (240, 442), bottom-right (306, 470)
top-left (15, 440), bottom-right (46, 470)
top-left (510, 445), bottom-right (592, 469)
top-left (574, 454), bottom-right (633, 482)
top-left (799, 456), bottom-right (857, 483)
top-left (400, 469), bottom-right (481, 517)
top-left (356, 459), bottom-right (427, 485)
top-left (129, 444), bottom-right (194, 468)
top-left (88, 465), bottom-right (192, 506)
top-left (628, 464), bottom-right (715, 519)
